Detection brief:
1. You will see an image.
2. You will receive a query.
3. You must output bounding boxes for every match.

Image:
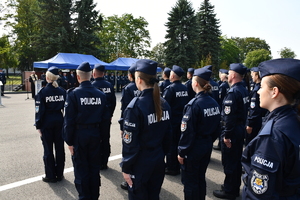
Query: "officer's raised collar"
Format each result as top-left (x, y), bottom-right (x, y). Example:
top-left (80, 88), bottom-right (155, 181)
top-left (258, 58), bottom-right (300, 81)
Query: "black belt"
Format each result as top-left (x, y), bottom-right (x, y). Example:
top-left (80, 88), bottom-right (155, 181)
top-left (76, 123), bottom-right (100, 129)
top-left (45, 110), bottom-right (61, 114)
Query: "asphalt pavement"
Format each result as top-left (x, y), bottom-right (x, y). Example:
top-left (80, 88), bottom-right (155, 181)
top-left (0, 93), bottom-right (243, 200)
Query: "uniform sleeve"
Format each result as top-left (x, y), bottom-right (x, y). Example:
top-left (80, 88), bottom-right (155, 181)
top-left (35, 92), bottom-right (45, 129)
top-left (178, 104), bottom-right (197, 157)
top-left (247, 92), bottom-right (261, 127)
top-left (63, 91), bottom-right (77, 146)
top-left (222, 91), bottom-right (238, 139)
top-left (110, 84), bottom-right (117, 117)
top-left (120, 106), bottom-right (141, 174)
top-left (162, 86), bottom-right (173, 106)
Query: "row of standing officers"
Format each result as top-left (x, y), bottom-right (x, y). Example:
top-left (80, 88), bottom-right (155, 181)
top-left (34, 58), bottom-right (300, 200)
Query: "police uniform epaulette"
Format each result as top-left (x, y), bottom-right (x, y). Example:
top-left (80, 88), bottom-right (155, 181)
top-left (228, 87), bottom-right (234, 93)
top-left (165, 84), bottom-right (171, 89)
top-left (187, 98), bottom-right (196, 105)
top-left (127, 97), bottom-right (138, 108)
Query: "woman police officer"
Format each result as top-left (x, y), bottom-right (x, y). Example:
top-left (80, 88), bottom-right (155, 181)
top-left (120, 59), bottom-right (172, 199)
top-left (241, 58), bottom-right (300, 199)
top-left (34, 66), bottom-right (66, 182)
top-left (177, 67), bottom-right (221, 200)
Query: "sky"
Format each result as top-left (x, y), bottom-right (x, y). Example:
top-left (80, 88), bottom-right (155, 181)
top-left (1, 0), bottom-right (300, 59)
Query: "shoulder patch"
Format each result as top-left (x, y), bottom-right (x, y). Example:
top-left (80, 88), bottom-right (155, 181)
top-left (127, 97), bottom-right (138, 109)
top-left (251, 170), bottom-right (269, 195)
top-left (123, 130), bottom-right (132, 144)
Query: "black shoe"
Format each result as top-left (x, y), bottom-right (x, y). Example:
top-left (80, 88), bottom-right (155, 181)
top-left (165, 169), bottom-right (180, 176)
top-left (100, 165), bottom-right (108, 170)
top-left (56, 176), bottom-right (64, 181)
top-left (213, 190), bottom-right (237, 200)
top-left (213, 145), bottom-right (221, 150)
top-left (42, 177), bottom-right (57, 183)
top-left (120, 181), bottom-right (128, 190)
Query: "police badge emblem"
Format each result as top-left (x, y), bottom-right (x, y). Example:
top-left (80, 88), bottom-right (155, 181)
top-left (224, 106), bottom-right (231, 114)
top-left (123, 130), bottom-right (132, 144)
top-left (250, 102), bottom-right (255, 108)
top-left (181, 121), bottom-right (187, 132)
top-left (251, 170), bottom-right (269, 194)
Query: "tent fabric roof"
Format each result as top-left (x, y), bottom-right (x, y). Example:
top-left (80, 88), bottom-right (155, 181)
top-left (108, 57), bottom-right (139, 71)
top-left (33, 53), bottom-right (112, 70)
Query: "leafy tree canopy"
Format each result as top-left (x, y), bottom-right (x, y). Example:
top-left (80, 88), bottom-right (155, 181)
top-left (278, 47), bottom-right (297, 59)
top-left (244, 49), bottom-right (272, 68)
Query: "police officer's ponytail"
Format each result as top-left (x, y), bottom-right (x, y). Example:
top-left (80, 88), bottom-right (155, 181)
top-left (46, 71), bottom-right (59, 88)
top-left (194, 76), bottom-right (211, 93)
top-left (137, 71), bottom-right (163, 121)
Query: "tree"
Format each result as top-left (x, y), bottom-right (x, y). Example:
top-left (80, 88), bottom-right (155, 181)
top-left (196, 0), bottom-right (221, 71)
top-left (232, 37), bottom-right (271, 63)
top-left (73, 0), bottom-right (103, 57)
top-left (219, 36), bottom-right (240, 69)
top-left (7, 0), bottom-right (40, 71)
top-left (244, 49), bottom-right (272, 68)
top-left (164, 0), bottom-right (198, 72)
top-left (98, 13), bottom-right (151, 62)
top-left (0, 35), bottom-right (18, 74)
top-left (278, 47), bottom-right (297, 59)
top-left (150, 42), bottom-right (166, 66)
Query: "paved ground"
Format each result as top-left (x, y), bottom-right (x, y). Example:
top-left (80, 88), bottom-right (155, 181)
top-left (0, 93), bottom-right (243, 200)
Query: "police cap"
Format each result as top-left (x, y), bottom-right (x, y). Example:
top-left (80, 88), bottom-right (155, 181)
top-left (250, 67), bottom-right (259, 72)
top-left (94, 64), bottom-right (105, 72)
top-left (48, 66), bottom-right (59, 75)
top-left (258, 58), bottom-right (300, 82)
top-left (128, 63), bottom-right (137, 74)
top-left (135, 59), bottom-right (158, 75)
top-left (77, 62), bottom-right (91, 72)
top-left (219, 69), bottom-right (228, 74)
top-left (188, 68), bottom-right (194, 73)
top-left (163, 67), bottom-right (171, 76)
top-left (194, 67), bottom-right (212, 81)
top-left (229, 63), bottom-right (247, 75)
top-left (172, 65), bottom-right (184, 77)
top-left (204, 65), bottom-right (213, 71)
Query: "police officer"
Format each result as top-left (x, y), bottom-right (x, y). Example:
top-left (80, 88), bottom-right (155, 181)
top-left (163, 65), bottom-right (189, 175)
top-left (120, 59), bottom-right (172, 199)
top-left (0, 68), bottom-right (6, 96)
top-left (242, 58), bottom-right (300, 199)
top-left (204, 65), bottom-right (220, 103)
top-left (158, 67), bottom-right (171, 95)
top-left (29, 71), bottom-right (38, 98)
top-left (213, 63), bottom-right (249, 199)
top-left (68, 70), bottom-right (77, 88)
top-left (120, 72), bottom-right (126, 90)
top-left (213, 69), bottom-right (230, 151)
top-left (116, 72), bottom-right (121, 92)
top-left (34, 66), bottom-right (66, 183)
top-left (178, 67), bottom-right (221, 200)
top-left (92, 64), bottom-right (116, 170)
top-left (119, 63), bottom-right (141, 190)
top-left (109, 72), bottom-right (115, 89)
top-left (63, 62), bottom-right (107, 200)
top-left (245, 67), bottom-right (267, 145)
top-left (184, 68), bottom-right (196, 100)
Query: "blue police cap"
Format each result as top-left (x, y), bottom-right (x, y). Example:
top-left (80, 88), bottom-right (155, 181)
top-left (204, 65), bottom-right (213, 71)
top-left (219, 69), bottom-right (228, 74)
top-left (77, 62), bottom-right (91, 72)
top-left (135, 59), bottom-right (158, 75)
top-left (188, 68), bottom-right (194, 73)
top-left (229, 63), bottom-right (247, 75)
top-left (258, 58), bottom-right (300, 82)
top-left (94, 64), bottom-right (105, 72)
top-left (163, 67), bottom-right (171, 76)
top-left (172, 65), bottom-right (184, 77)
top-left (250, 67), bottom-right (259, 72)
top-left (128, 63), bottom-right (136, 74)
top-left (48, 66), bottom-right (59, 75)
top-left (194, 67), bottom-right (212, 81)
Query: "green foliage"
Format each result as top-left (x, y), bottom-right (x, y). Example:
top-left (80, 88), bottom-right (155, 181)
top-left (244, 49), bottom-right (272, 68)
top-left (196, 0), bottom-right (221, 71)
top-left (278, 47), bottom-right (297, 58)
top-left (150, 43), bottom-right (166, 65)
top-left (98, 13), bottom-right (151, 62)
top-left (219, 36), bottom-right (240, 68)
top-left (0, 35), bottom-right (19, 72)
top-left (164, 0), bottom-right (198, 72)
top-left (232, 37), bottom-right (271, 63)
